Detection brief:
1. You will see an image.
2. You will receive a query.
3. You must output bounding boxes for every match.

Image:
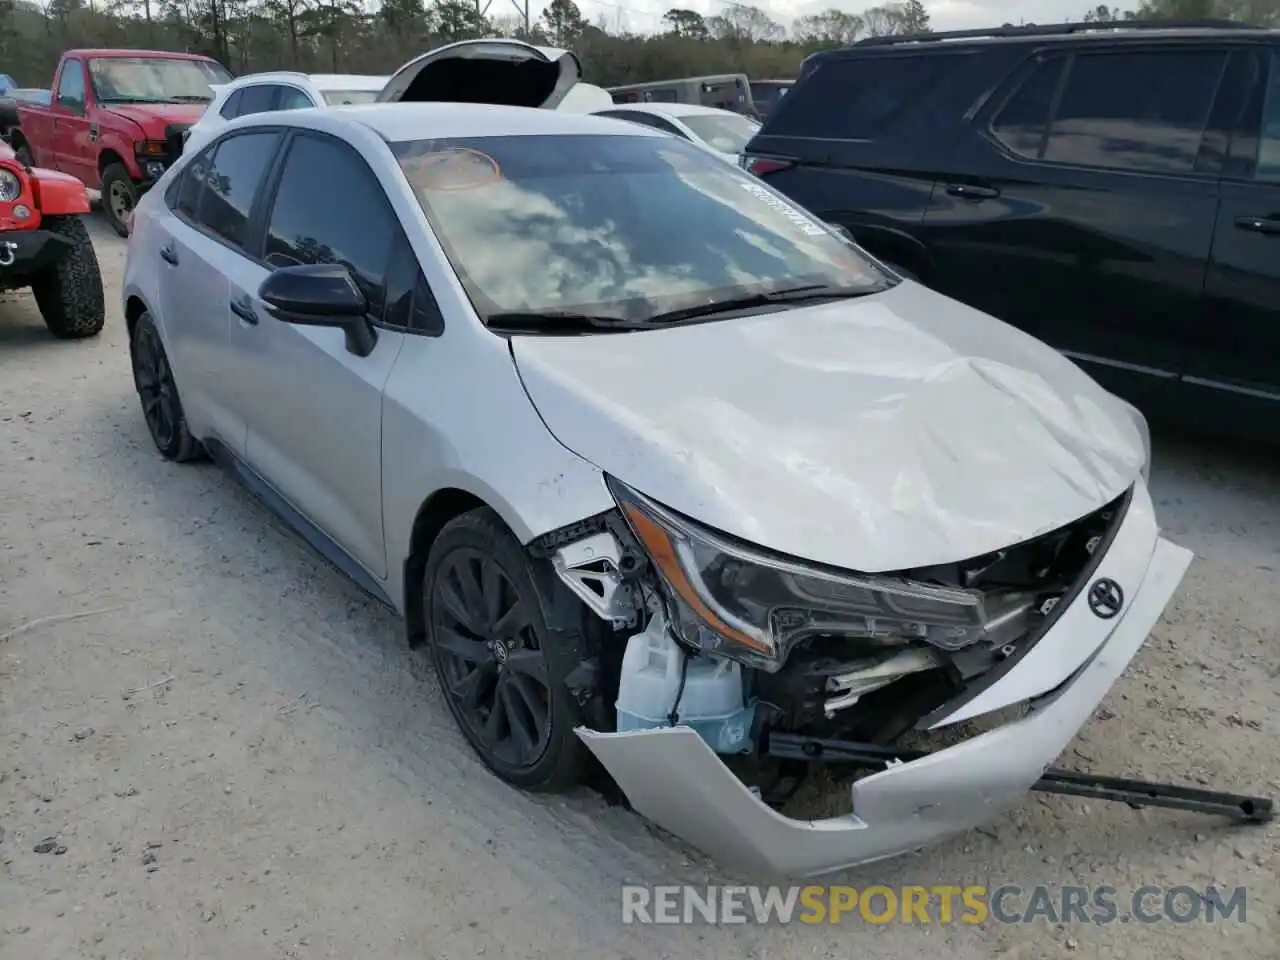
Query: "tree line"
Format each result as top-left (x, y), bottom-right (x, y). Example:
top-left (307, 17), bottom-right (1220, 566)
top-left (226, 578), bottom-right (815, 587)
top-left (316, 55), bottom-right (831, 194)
top-left (0, 0), bottom-right (1275, 91)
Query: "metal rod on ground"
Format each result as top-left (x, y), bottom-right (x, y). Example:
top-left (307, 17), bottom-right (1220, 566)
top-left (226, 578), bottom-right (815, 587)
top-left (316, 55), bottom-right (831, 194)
top-left (764, 733), bottom-right (1274, 824)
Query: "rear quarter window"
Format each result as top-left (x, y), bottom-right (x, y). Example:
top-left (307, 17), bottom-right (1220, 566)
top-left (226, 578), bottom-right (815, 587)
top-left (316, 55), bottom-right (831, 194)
top-left (764, 53), bottom-right (958, 139)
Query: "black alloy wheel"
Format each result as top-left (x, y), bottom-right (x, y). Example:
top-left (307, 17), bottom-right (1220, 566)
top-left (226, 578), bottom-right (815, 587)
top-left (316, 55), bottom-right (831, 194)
top-left (423, 510), bottom-right (588, 791)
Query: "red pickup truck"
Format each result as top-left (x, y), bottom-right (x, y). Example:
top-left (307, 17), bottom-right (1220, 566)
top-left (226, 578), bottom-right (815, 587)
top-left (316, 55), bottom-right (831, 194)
top-left (10, 49), bottom-right (233, 236)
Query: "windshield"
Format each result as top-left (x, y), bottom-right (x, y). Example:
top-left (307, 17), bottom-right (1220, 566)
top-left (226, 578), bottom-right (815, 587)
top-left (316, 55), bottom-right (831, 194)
top-left (88, 57), bottom-right (233, 104)
top-left (321, 89), bottom-right (381, 106)
top-left (678, 113), bottom-right (761, 154)
top-left (391, 133), bottom-right (886, 327)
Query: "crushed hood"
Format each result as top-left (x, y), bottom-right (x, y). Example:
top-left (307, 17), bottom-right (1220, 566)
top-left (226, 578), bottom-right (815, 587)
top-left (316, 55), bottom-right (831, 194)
top-left (510, 280), bottom-right (1146, 573)
top-left (105, 103), bottom-right (208, 131)
top-left (378, 39), bottom-right (584, 110)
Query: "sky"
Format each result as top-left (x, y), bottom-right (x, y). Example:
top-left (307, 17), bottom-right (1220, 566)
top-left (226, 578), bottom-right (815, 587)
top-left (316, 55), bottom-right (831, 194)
top-left (515, 0), bottom-right (1106, 34)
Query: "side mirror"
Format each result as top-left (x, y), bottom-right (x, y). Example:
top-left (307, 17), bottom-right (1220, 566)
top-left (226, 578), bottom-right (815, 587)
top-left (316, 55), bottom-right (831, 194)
top-left (258, 263), bottom-right (377, 357)
top-left (827, 222), bottom-right (853, 243)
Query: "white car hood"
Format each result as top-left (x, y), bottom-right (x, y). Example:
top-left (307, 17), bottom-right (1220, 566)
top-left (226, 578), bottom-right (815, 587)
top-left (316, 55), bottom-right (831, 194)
top-left (510, 280), bottom-right (1147, 573)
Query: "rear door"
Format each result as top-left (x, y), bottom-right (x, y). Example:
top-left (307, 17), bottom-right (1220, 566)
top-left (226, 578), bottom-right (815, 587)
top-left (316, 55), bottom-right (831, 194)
top-left (228, 131), bottom-right (408, 579)
top-left (156, 128), bottom-right (285, 456)
top-left (1196, 45), bottom-right (1280, 430)
top-left (920, 43), bottom-right (1228, 410)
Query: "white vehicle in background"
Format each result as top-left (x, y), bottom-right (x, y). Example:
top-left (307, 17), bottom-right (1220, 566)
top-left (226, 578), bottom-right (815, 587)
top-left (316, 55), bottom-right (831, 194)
top-left (592, 102), bottom-right (761, 165)
top-left (182, 72), bottom-right (389, 154)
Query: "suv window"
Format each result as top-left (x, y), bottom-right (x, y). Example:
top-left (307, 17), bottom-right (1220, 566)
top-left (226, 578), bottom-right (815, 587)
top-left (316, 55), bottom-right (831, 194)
top-left (1042, 49), bottom-right (1227, 174)
top-left (991, 58), bottom-right (1064, 159)
top-left (766, 54), bottom-right (957, 138)
top-left (263, 134), bottom-right (400, 316)
top-left (237, 84), bottom-right (280, 117)
top-left (56, 60), bottom-right (85, 108)
top-left (196, 131), bottom-right (281, 248)
top-left (1258, 50), bottom-right (1280, 181)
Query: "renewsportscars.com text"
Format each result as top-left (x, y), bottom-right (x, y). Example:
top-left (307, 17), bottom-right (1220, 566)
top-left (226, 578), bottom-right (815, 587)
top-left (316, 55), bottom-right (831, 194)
top-left (620, 884), bottom-right (1249, 926)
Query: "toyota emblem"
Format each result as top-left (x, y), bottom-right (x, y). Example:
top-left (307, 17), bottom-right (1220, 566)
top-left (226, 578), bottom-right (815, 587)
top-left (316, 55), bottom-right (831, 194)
top-left (1087, 577), bottom-right (1124, 620)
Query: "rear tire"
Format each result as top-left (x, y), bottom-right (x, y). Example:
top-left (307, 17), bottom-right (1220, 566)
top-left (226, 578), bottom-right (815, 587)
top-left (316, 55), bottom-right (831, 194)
top-left (129, 311), bottom-right (204, 462)
top-left (100, 163), bottom-right (136, 238)
top-left (31, 215), bottom-right (106, 339)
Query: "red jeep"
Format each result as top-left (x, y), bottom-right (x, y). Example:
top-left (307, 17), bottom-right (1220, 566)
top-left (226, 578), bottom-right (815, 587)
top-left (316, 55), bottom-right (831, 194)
top-left (0, 139), bottom-right (105, 338)
top-left (9, 49), bottom-right (232, 236)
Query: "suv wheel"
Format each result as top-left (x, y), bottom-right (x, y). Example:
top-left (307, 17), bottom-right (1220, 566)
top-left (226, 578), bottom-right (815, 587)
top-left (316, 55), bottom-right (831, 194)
top-left (129, 311), bottom-right (204, 462)
top-left (100, 163), bottom-right (137, 238)
top-left (30, 215), bottom-right (106, 339)
top-left (422, 509), bottom-right (588, 792)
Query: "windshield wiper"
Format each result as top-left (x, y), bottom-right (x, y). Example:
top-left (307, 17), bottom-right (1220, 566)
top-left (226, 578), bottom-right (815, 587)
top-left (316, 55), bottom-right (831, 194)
top-left (646, 284), bottom-right (879, 325)
top-left (486, 311), bottom-right (661, 334)
top-left (167, 95), bottom-right (211, 102)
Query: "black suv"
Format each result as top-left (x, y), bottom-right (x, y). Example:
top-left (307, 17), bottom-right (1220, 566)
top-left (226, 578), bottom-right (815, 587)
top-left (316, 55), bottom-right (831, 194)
top-left (743, 21), bottom-right (1280, 437)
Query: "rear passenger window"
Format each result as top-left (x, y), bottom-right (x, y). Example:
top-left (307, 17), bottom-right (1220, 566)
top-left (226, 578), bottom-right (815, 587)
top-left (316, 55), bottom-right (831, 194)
top-left (196, 131), bottom-right (281, 249)
top-left (277, 87), bottom-right (314, 110)
top-left (991, 58), bottom-right (1064, 158)
top-left (1042, 50), bottom-right (1227, 174)
top-left (1257, 51), bottom-right (1280, 181)
top-left (767, 54), bottom-right (956, 139)
top-left (218, 89), bottom-right (243, 119)
top-left (237, 84), bottom-right (279, 116)
top-left (263, 134), bottom-right (398, 315)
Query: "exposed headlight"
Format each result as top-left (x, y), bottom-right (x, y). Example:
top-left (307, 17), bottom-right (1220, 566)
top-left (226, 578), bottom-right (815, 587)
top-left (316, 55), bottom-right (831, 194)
top-left (607, 477), bottom-right (988, 671)
top-left (0, 168), bottom-right (22, 202)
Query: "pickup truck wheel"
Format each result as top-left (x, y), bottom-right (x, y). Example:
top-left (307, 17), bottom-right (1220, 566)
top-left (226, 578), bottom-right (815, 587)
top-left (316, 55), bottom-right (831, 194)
top-left (129, 311), bottom-right (204, 462)
top-left (100, 163), bottom-right (137, 237)
top-left (422, 509), bottom-right (589, 793)
top-left (31, 215), bottom-right (106, 339)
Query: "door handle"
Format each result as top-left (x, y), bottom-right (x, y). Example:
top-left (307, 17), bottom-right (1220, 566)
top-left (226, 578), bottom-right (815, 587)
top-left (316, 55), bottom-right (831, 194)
top-left (946, 183), bottom-right (1001, 201)
top-left (230, 296), bottom-right (259, 325)
top-left (159, 244), bottom-right (178, 266)
top-left (1234, 215), bottom-right (1280, 236)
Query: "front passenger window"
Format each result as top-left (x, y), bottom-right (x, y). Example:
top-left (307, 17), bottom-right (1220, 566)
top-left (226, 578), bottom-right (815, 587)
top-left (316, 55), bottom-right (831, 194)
top-left (237, 84), bottom-right (279, 117)
top-left (263, 134), bottom-right (398, 316)
top-left (196, 131), bottom-right (281, 249)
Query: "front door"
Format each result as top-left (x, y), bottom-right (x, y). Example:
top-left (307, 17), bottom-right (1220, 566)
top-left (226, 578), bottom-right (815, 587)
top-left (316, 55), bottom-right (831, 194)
top-left (50, 58), bottom-right (95, 184)
top-left (231, 130), bottom-right (407, 580)
top-left (1196, 46), bottom-right (1280, 432)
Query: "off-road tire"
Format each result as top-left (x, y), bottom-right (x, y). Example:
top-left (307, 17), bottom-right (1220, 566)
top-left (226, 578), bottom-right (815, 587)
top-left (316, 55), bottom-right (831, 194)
top-left (100, 162), bottom-right (137, 238)
top-left (129, 311), bottom-right (204, 463)
top-left (14, 143), bottom-right (34, 167)
top-left (423, 508), bottom-right (590, 793)
top-left (31, 215), bottom-right (106, 339)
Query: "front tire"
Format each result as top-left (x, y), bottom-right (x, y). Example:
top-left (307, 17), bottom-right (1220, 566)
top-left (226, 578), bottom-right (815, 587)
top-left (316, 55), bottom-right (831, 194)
top-left (100, 163), bottom-right (137, 238)
top-left (31, 215), bottom-right (106, 339)
top-left (423, 509), bottom-right (588, 793)
top-left (14, 143), bottom-right (34, 167)
top-left (129, 311), bottom-right (203, 462)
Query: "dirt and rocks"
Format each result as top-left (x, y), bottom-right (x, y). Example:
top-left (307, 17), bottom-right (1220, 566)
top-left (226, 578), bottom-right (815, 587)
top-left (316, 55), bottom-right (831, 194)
top-left (1, 218), bottom-right (1277, 960)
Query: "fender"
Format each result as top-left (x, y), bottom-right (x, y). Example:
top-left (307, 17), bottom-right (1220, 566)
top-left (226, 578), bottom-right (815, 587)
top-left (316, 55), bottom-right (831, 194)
top-left (97, 112), bottom-right (148, 181)
top-left (29, 166), bottom-right (91, 216)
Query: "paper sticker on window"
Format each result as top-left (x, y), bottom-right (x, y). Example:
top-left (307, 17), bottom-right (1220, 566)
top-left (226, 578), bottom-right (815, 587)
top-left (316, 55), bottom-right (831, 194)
top-left (401, 147), bottom-right (501, 192)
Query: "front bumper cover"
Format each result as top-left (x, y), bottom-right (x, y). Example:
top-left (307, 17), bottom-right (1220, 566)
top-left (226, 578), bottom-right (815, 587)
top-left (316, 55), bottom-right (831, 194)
top-left (576, 480), bottom-right (1194, 877)
top-left (0, 227), bottom-right (71, 279)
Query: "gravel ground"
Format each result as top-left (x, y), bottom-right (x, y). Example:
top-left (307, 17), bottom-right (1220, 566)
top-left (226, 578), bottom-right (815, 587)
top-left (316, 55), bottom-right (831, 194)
top-left (1, 218), bottom-right (1277, 960)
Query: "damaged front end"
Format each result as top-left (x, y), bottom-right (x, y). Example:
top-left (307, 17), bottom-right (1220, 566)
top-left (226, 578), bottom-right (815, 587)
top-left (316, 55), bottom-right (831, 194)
top-left (531, 475), bottom-right (1236, 876)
